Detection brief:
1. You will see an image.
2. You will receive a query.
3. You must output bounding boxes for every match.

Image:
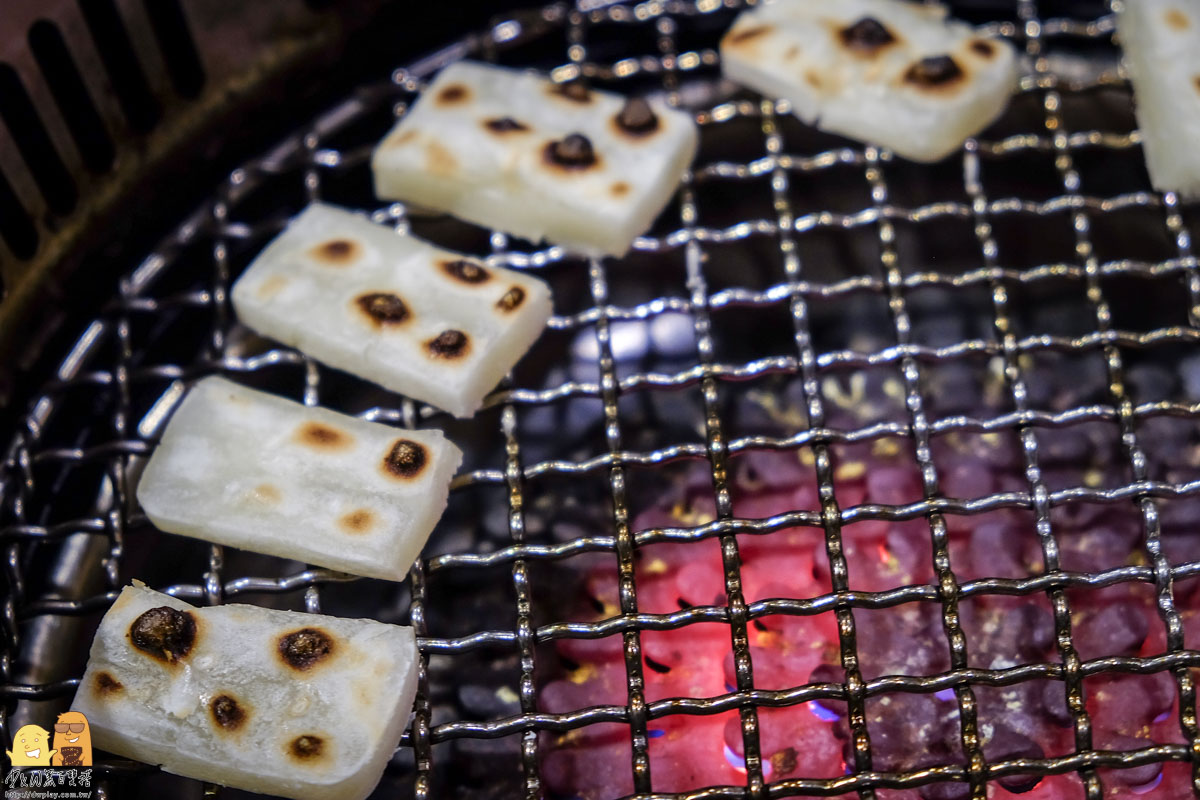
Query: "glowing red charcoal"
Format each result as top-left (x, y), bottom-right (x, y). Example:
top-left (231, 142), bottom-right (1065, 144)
top-left (540, 371), bottom-right (1192, 799)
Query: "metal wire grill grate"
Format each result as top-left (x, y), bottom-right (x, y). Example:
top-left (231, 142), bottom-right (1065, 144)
top-left (3, 0), bottom-right (1200, 798)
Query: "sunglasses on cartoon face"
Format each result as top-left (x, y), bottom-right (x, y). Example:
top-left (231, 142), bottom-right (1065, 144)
top-left (54, 723), bottom-right (85, 734)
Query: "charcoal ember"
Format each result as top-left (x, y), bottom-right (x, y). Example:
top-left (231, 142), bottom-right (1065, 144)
top-left (1036, 426), bottom-right (1092, 466)
top-left (982, 723), bottom-right (1044, 793)
top-left (1073, 601), bottom-right (1149, 660)
top-left (1137, 416), bottom-right (1196, 473)
top-left (673, 556), bottom-right (725, 609)
top-left (732, 448), bottom-right (813, 494)
top-left (1039, 680), bottom-right (1074, 728)
top-left (723, 640), bottom-right (823, 692)
top-left (968, 518), bottom-right (1040, 579)
top-left (1048, 501), bottom-right (1108, 531)
top-left (923, 361), bottom-right (983, 416)
top-left (1097, 733), bottom-right (1163, 789)
top-left (1126, 364), bottom-right (1175, 403)
top-left (919, 780), bottom-right (971, 800)
top-left (731, 378), bottom-right (811, 435)
top-left (1182, 353), bottom-right (1200, 400)
top-left (866, 464), bottom-right (923, 506)
top-left (943, 431), bottom-right (1024, 472)
top-left (723, 706), bottom-right (843, 779)
top-left (540, 723), bottom-right (634, 798)
top-left (963, 602), bottom-right (1054, 668)
top-left (808, 663), bottom-right (848, 722)
top-left (1088, 671), bottom-right (1176, 734)
top-left (1162, 529), bottom-right (1200, 566)
top-left (975, 682), bottom-right (1055, 741)
top-left (836, 520), bottom-right (933, 591)
top-left (1160, 497), bottom-right (1200, 535)
top-left (1032, 353), bottom-right (1108, 411)
top-left (1057, 524), bottom-right (1141, 573)
top-left (539, 660), bottom-right (631, 714)
top-left (938, 452), bottom-right (996, 499)
top-left (458, 683), bottom-right (522, 719)
top-left (854, 603), bottom-right (951, 680)
top-left (854, 693), bottom-right (961, 775)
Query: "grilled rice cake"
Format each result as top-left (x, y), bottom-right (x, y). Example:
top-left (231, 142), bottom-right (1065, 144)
top-left (1119, 0), bottom-right (1200, 198)
top-left (720, 0), bottom-right (1018, 163)
top-left (370, 60), bottom-right (699, 257)
top-left (137, 376), bottom-right (461, 582)
top-left (72, 584), bottom-right (418, 800)
top-left (231, 202), bottom-right (553, 418)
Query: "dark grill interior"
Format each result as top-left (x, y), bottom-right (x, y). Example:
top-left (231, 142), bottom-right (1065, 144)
top-left (4, 1), bottom-right (1200, 798)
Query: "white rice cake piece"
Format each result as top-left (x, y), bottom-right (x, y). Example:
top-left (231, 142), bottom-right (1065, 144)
top-left (137, 376), bottom-right (461, 582)
top-left (370, 60), bottom-right (699, 257)
top-left (1118, 0), bottom-right (1200, 198)
top-left (720, 0), bottom-right (1019, 163)
top-left (72, 584), bottom-right (418, 800)
top-left (231, 202), bottom-right (552, 418)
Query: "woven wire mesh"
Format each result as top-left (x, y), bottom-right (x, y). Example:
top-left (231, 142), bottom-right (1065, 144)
top-left (3, 0), bottom-right (1200, 797)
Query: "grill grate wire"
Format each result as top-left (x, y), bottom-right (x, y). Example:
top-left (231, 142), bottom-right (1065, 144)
top-left (3, 0), bottom-right (1200, 798)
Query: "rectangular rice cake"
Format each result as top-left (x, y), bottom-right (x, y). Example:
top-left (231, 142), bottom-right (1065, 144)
top-left (1118, 0), bottom-right (1200, 198)
top-left (137, 376), bottom-right (462, 582)
top-left (231, 202), bottom-right (553, 418)
top-left (720, 0), bottom-right (1018, 163)
top-left (72, 584), bottom-right (418, 800)
top-left (370, 60), bottom-right (699, 257)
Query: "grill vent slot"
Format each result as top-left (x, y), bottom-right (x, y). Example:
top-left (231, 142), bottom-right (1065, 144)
top-left (0, 63), bottom-right (76, 215)
top-left (142, 0), bottom-right (204, 99)
top-left (28, 20), bottom-right (116, 174)
top-left (76, 0), bottom-right (160, 133)
top-left (0, 171), bottom-right (36, 263)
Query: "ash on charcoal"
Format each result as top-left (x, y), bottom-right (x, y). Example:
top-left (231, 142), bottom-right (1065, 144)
top-left (458, 683), bottom-right (522, 719)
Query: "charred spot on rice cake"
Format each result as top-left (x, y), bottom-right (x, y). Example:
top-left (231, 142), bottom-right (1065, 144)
top-left (130, 607), bottom-right (196, 664)
top-left (296, 422), bottom-right (353, 451)
top-left (440, 259), bottom-right (491, 285)
top-left (338, 508), bottom-right (376, 534)
top-left (310, 238), bottom-right (360, 265)
top-left (210, 694), bottom-right (247, 731)
top-left (839, 17), bottom-right (896, 54)
top-left (289, 735), bottom-right (326, 762)
top-left (279, 627), bottom-right (335, 671)
top-left (970, 39), bottom-right (998, 58)
top-left (426, 329), bottom-right (470, 359)
top-left (484, 116), bottom-right (529, 133)
top-left (904, 54), bottom-right (965, 89)
top-left (383, 439), bottom-right (428, 479)
top-left (94, 671), bottom-right (123, 696)
top-left (544, 133), bottom-right (598, 170)
top-left (496, 286), bottom-right (527, 313)
top-left (356, 292), bottom-right (411, 326)
top-left (435, 83), bottom-right (470, 105)
top-left (727, 24), bottom-right (772, 45)
top-left (550, 79), bottom-right (592, 103)
top-left (615, 97), bottom-right (659, 136)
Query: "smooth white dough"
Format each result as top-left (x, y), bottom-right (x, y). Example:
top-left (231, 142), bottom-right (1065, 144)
top-left (72, 584), bottom-right (419, 800)
top-left (720, 0), bottom-right (1019, 162)
top-left (231, 202), bottom-right (553, 417)
top-left (370, 60), bottom-right (699, 256)
top-left (1119, 0), bottom-right (1200, 198)
top-left (137, 376), bottom-right (462, 581)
